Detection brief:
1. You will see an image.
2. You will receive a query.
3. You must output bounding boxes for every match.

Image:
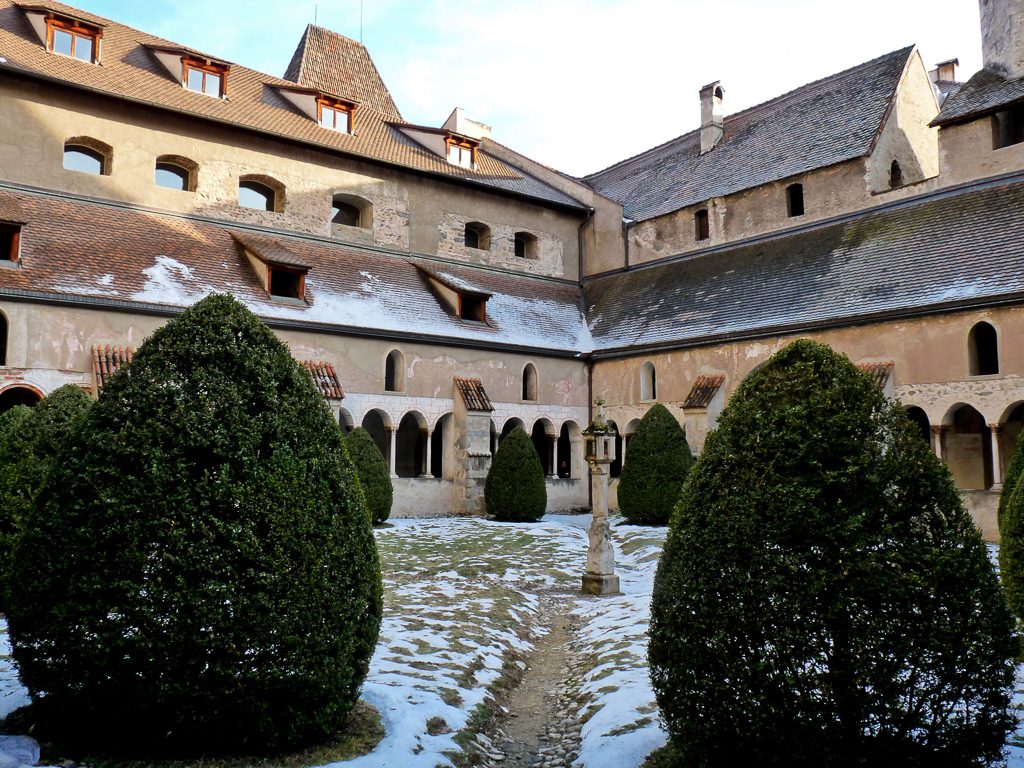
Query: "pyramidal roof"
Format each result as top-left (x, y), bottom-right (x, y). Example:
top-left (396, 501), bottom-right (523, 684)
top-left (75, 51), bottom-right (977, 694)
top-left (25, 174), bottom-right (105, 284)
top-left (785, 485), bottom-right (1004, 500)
top-left (284, 24), bottom-right (402, 120)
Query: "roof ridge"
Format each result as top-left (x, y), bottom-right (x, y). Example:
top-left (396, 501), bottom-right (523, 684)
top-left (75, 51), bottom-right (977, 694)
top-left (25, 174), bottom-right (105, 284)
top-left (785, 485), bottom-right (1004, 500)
top-left (583, 45), bottom-right (914, 181)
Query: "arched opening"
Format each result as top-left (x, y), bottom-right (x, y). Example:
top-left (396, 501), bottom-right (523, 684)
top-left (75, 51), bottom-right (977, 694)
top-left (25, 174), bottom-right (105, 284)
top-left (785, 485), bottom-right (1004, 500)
top-left (904, 406), bottom-right (931, 444)
top-left (361, 409), bottom-right (390, 462)
top-left (889, 159), bottom-right (904, 189)
top-left (501, 418), bottom-right (525, 442)
top-left (514, 232), bottom-right (539, 259)
top-left (606, 420), bottom-right (623, 479)
top-left (338, 408), bottom-right (354, 436)
top-left (395, 412), bottom-right (427, 478)
top-left (385, 350), bottom-right (405, 393)
top-left (786, 183), bottom-right (805, 217)
top-left (464, 222), bottom-right (491, 250)
top-left (531, 419), bottom-right (555, 477)
top-left (155, 155), bottom-right (197, 191)
top-left (490, 419), bottom-right (497, 456)
top-left (0, 385), bottom-right (42, 414)
top-left (522, 363), bottom-right (538, 401)
top-left (331, 193), bottom-right (372, 229)
top-left (968, 321), bottom-right (999, 376)
top-left (238, 176), bottom-right (283, 212)
top-left (944, 404), bottom-right (993, 490)
top-left (431, 413), bottom-right (453, 479)
top-left (556, 421), bottom-right (582, 479)
top-left (63, 137), bottom-right (111, 176)
top-left (1000, 403), bottom-right (1024, 482)
top-left (640, 361), bottom-right (657, 401)
top-left (623, 418), bottom-right (641, 459)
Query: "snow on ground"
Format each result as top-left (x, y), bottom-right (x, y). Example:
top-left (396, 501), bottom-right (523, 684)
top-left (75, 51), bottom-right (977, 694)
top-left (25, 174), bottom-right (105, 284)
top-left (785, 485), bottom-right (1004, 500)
top-left (0, 621), bottom-right (29, 721)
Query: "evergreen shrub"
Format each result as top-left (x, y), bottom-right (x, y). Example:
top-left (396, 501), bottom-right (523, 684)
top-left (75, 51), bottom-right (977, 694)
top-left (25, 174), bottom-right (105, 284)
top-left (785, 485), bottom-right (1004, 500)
top-left (649, 339), bottom-right (1016, 767)
top-left (617, 403), bottom-right (693, 524)
top-left (0, 386), bottom-right (92, 612)
top-left (6, 294), bottom-right (382, 755)
top-left (999, 436), bottom-right (1024, 621)
top-left (345, 426), bottom-right (393, 524)
top-left (485, 426), bottom-right (546, 521)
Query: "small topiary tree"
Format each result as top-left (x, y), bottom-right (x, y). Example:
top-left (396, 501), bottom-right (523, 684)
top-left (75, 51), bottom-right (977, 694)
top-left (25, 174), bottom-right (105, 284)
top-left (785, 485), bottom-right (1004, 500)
top-left (617, 403), bottom-right (693, 524)
top-left (0, 386), bottom-right (93, 612)
top-left (650, 340), bottom-right (1016, 767)
top-left (6, 294), bottom-right (382, 755)
top-left (345, 426), bottom-right (393, 525)
top-left (485, 427), bottom-right (546, 521)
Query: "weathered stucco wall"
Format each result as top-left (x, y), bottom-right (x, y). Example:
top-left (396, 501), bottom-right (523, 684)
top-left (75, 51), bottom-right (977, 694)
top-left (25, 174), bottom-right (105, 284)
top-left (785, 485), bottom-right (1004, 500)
top-left (939, 116), bottom-right (1024, 185)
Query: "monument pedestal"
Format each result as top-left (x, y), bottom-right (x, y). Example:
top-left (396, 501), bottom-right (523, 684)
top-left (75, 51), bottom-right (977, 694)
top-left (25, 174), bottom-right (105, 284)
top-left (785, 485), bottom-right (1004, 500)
top-left (581, 453), bottom-right (620, 596)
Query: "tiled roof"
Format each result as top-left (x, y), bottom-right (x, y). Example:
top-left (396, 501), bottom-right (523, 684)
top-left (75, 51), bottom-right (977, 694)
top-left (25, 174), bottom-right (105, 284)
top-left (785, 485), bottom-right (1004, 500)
top-left (91, 343), bottom-right (133, 391)
top-left (0, 185), bottom-right (592, 355)
top-left (584, 47), bottom-right (913, 222)
top-left (0, 0), bottom-right (584, 210)
top-left (584, 179), bottom-right (1024, 353)
top-left (856, 361), bottom-right (894, 389)
top-left (932, 68), bottom-right (1024, 126)
top-left (283, 24), bottom-right (401, 120)
top-left (233, 232), bottom-right (311, 269)
top-left (454, 377), bottom-right (493, 412)
top-left (301, 359), bottom-right (345, 399)
top-left (682, 375), bottom-right (724, 409)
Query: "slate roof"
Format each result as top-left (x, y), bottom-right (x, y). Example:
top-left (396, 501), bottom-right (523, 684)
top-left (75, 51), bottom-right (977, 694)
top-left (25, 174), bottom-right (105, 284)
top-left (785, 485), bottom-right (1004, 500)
top-left (584, 47), bottom-right (914, 222)
top-left (91, 343), bottom-right (133, 391)
top-left (932, 67), bottom-right (1024, 126)
top-left (682, 375), bottom-right (724, 409)
top-left (0, 0), bottom-right (584, 210)
top-left (584, 178), bottom-right (1024, 354)
top-left (301, 359), bottom-right (345, 399)
top-left (0, 185), bottom-right (592, 355)
top-left (454, 377), bottom-right (494, 412)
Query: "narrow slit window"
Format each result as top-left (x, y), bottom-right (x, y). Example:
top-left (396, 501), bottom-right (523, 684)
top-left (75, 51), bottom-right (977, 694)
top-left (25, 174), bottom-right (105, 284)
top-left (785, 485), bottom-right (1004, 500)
top-left (889, 160), bottom-right (904, 189)
top-left (787, 183), bottom-right (805, 217)
top-left (385, 350), bottom-right (404, 392)
top-left (695, 209), bottom-right (710, 241)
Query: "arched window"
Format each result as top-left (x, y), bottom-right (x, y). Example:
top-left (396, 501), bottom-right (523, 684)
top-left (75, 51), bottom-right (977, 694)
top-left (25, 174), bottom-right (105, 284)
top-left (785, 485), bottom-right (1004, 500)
top-left (63, 137), bottom-right (111, 175)
top-left (338, 408), bottom-right (354, 436)
top-left (238, 176), bottom-right (283, 212)
top-left (465, 222), bottom-right (491, 250)
top-left (514, 232), bottom-right (539, 259)
top-left (904, 406), bottom-right (930, 443)
top-left (786, 183), bottom-right (805, 217)
top-left (531, 420), bottom-right (555, 477)
top-left (395, 412), bottom-right (427, 478)
top-left (331, 194), bottom-right (372, 229)
top-left (384, 350), bottom-right (405, 393)
top-left (968, 321), bottom-right (999, 376)
top-left (640, 361), bottom-right (657, 401)
top-left (0, 386), bottom-right (42, 414)
top-left (945, 404), bottom-right (993, 490)
top-left (155, 155), bottom-right (197, 191)
top-left (889, 159), bottom-right (904, 189)
top-left (522, 363), bottom-right (538, 401)
top-left (694, 209), bottom-right (710, 241)
top-left (360, 409), bottom-right (390, 461)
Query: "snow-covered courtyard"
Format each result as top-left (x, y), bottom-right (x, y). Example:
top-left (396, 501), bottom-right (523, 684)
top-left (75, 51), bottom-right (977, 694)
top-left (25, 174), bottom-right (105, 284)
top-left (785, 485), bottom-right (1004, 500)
top-left (3, 517), bottom-right (1024, 767)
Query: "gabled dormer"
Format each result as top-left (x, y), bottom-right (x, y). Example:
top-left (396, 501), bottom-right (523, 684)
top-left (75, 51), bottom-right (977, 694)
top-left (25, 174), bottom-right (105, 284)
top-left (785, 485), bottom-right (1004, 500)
top-left (233, 233), bottom-right (310, 304)
top-left (144, 44), bottom-right (230, 98)
top-left (394, 124), bottom-right (481, 170)
top-left (414, 264), bottom-right (490, 323)
top-left (275, 84), bottom-right (359, 134)
top-left (18, 4), bottom-right (103, 64)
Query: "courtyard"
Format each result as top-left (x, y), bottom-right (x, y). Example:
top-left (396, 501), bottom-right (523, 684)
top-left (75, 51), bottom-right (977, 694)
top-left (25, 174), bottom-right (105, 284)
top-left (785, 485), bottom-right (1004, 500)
top-left (2, 514), bottom-right (1024, 767)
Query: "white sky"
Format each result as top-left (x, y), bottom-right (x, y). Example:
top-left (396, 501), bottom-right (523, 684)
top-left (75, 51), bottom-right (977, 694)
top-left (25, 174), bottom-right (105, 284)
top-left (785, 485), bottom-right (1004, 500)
top-left (76, 1), bottom-right (984, 176)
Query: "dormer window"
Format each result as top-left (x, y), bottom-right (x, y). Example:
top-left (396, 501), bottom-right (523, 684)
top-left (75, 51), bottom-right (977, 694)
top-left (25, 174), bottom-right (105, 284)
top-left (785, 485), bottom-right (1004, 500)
top-left (233, 233), bottom-right (310, 305)
top-left (183, 58), bottom-right (227, 97)
top-left (415, 264), bottom-right (491, 325)
top-left (268, 267), bottom-right (305, 301)
top-left (460, 294), bottom-right (487, 322)
top-left (318, 98), bottom-right (354, 133)
top-left (0, 224), bottom-right (22, 265)
top-left (46, 16), bottom-right (100, 63)
top-left (446, 136), bottom-right (478, 169)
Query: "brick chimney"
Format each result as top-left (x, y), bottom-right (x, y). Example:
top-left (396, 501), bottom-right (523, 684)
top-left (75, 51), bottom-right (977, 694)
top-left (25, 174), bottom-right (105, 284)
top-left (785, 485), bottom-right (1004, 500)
top-left (980, 0), bottom-right (1024, 79)
top-left (700, 81), bottom-right (724, 154)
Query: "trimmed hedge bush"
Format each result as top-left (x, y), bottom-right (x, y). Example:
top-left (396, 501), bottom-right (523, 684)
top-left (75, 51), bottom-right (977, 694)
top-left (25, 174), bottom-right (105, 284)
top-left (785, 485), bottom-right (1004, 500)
top-left (999, 437), bottom-right (1024, 621)
top-left (0, 386), bottom-right (93, 612)
top-left (617, 403), bottom-right (693, 524)
top-left (486, 427), bottom-right (546, 521)
top-left (345, 426), bottom-right (393, 524)
top-left (6, 294), bottom-right (382, 755)
top-left (649, 340), bottom-right (1016, 767)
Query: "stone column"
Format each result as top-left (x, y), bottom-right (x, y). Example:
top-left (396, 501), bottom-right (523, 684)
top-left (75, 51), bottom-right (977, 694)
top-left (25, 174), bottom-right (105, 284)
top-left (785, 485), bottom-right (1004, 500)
top-left (422, 429), bottom-right (433, 478)
top-left (548, 435), bottom-right (557, 477)
top-left (583, 459), bottom-right (620, 595)
top-left (990, 423), bottom-right (1003, 488)
top-left (388, 426), bottom-right (398, 478)
top-left (931, 425), bottom-right (945, 462)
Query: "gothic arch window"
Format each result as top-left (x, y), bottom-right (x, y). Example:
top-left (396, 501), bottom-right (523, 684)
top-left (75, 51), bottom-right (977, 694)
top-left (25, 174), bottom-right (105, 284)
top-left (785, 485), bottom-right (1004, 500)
top-left (522, 363), bottom-right (538, 401)
top-left (640, 361), bottom-right (657, 401)
top-left (889, 159), bottom-right (904, 189)
top-left (968, 321), bottom-right (999, 376)
top-left (385, 349), bottom-right (405, 392)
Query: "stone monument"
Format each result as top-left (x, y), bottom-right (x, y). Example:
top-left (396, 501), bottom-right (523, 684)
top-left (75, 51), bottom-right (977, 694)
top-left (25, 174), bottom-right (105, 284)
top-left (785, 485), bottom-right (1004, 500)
top-left (582, 399), bottom-right (620, 595)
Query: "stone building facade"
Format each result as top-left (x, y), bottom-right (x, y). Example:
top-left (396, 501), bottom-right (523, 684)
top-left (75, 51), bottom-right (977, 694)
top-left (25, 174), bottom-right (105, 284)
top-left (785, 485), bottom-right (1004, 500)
top-left (1, 0), bottom-right (1024, 535)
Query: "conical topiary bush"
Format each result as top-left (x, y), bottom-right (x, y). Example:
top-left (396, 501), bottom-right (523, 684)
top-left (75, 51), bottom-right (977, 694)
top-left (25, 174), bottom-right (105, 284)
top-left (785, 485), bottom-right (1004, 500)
top-left (617, 403), bottom-right (693, 524)
top-left (650, 339), bottom-right (1015, 767)
top-left (345, 426), bottom-right (393, 525)
top-left (485, 426), bottom-right (546, 521)
top-left (6, 294), bottom-right (382, 755)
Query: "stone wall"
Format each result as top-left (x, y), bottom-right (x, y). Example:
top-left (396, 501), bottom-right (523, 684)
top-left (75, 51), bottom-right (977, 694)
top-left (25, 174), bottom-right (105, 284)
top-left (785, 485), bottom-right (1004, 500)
top-left (437, 214), bottom-right (565, 277)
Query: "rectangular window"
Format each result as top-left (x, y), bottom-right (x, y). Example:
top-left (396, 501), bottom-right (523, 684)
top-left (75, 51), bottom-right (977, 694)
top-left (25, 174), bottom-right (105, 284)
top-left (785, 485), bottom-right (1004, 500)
top-left (269, 267), bottom-right (305, 301)
top-left (447, 141), bottom-right (475, 169)
top-left (317, 101), bottom-right (352, 133)
top-left (47, 18), bottom-right (99, 63)
top-left (0, 224), bottom-right (22, 263)
top-left (993, 106), bottom-right (1024, 149)
top-left (183, 61), bottom-right (227, 97)
top-left (695, 209), bottom-right (710, 241)
top-left (460, 295), bottom-right (486, 322)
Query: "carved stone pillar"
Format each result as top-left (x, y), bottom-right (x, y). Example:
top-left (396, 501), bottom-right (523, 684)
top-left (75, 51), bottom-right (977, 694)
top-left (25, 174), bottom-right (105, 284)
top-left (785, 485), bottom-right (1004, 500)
top-left (990, 423), bottom-right (1003, 488)
top-left (422, 429), bottom-right (433, 478)
top-left (388, 426), bottom-right (398, 478)
top-left (931, 425), bottom-right (945, 462)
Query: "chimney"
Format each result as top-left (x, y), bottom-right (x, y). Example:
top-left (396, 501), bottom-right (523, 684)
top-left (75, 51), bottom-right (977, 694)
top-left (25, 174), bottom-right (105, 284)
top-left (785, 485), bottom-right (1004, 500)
top-left (980, 0), bottom-right (1024, 79)
top-left (929, 58), bottom-right (959, 83)
top-left (700, 81), bottom-right (724, 154)
top-left (442, 107), bottom-right (492, 140)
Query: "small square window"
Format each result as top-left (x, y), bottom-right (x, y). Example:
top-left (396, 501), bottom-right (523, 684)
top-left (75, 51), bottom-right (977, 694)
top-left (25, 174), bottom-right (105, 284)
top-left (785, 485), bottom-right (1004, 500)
top-left (317, 101), bottom-right (352, 133)
top-left (183, 62), bottom-right (226, 98)
top-left (269, 267), bottom-right (305, 301)
top-left (447, 140), bottom-right (475, 169)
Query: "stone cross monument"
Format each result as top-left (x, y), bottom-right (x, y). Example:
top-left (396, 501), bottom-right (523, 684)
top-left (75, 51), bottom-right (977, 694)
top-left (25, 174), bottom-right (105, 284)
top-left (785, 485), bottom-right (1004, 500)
top-left (582, 399), bottom-right (620, 595)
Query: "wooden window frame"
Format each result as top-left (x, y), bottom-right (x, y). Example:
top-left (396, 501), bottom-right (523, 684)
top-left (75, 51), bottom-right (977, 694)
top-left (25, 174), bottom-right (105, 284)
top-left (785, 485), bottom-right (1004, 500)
top-left (182, 58), bottom-right (228, 98)
top-left (317, 98), bottom-right (354, 133)
top-left (46, 16), bottom-right (101, 63)
top-left (0, 224), bottom-right (22, 264)
top-left (267, 265), bottom-right (306, 302)
top-left (446, 136), bottom-right (478, 169)
top-left (458, 293), bottom-right (487, 323)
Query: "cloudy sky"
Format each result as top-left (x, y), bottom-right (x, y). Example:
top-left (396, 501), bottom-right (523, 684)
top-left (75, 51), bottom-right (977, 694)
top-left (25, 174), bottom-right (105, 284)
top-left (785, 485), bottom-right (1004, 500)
top-left (71, 1), bottom-right (983, 176)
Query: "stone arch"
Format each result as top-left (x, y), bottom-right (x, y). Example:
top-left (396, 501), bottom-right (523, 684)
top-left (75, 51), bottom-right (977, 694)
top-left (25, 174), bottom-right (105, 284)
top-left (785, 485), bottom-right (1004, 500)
top-left (385, 349), bottom-right (405, 393)
top-left (155, 154), bottom-right (198, 192)
top-left (361, 408), bottom-right (391, 462)
top-left (606, 419), bottom-right (623, 479)
top-left (0, 383), bottom-right (43, 414)
top-left (464, 221), bottom-right (491, 250)
top-left (1000, 401), bottom-right (1024, 482)
top-left (942, 403), bottom-right (992, 490)
top-left (238, 174), bottom-right (285, 213)
top-left (531, 418), bottom-right (556, 477)
top-left (395, 410), bottom-right (428, 478)
top-left (501, 417), bottom-right (526, 438)
top-left (337, 407), bottom-right (354, 436)
top-left (64, 136), bottom-right (112, 175)
top-left (522, 363), bottom-right (538, 401)
top-left (557, 420), bottom-right (583, 479)
top-left (431, 412), bottom-right (454, 478)
top-left (903, 405), bottom-right (931, 444)
top-left (640, 361), bottom-right (657, 401)
top-left (331, 192), bottom-right (373, 229)
top-left (968, 321), bottom-right (999, 376)
top-left (623, 417), bottom-right (642, 456)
